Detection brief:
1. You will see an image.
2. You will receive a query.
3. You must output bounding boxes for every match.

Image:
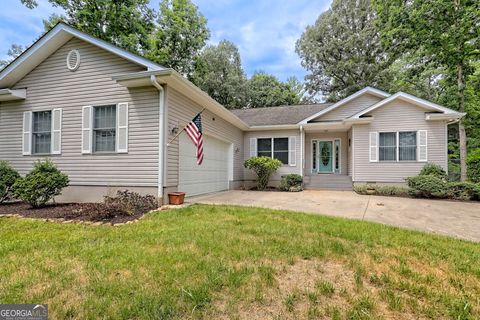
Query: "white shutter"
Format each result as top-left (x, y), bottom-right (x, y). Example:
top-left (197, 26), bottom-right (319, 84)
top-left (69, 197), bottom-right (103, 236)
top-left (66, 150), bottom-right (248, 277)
top-left (369, 132), bottom-right (378, 162)
top-left (116, 102), bottom-right (129, 153)
top-left (82, 106), bottom-right (93, 154)
top-left (249, 138), bottom-right (257, 158)
top-left (288, 136), bottom-right (296, 166)
top-left (22, 111), bottom-right (32, 155)
top-left (418, 130), bottom-right (428, 162)
top-left (51, 108), bottom-right (62, 154)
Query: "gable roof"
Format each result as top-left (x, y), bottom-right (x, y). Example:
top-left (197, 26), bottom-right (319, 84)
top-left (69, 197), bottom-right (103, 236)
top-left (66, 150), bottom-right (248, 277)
top-left (350, 91), bottom-right (463, 118)
top-left (298, 87), bottom-right (391, 124)
top-left (0, 23), bottom-right (163, 88)
top-left (231, 103), bottom-right (332, 126)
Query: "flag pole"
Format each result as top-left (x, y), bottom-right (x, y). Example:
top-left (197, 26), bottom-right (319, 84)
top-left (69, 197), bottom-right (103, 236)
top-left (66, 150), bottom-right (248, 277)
top-left (166, 108), bottom-right (207, 146)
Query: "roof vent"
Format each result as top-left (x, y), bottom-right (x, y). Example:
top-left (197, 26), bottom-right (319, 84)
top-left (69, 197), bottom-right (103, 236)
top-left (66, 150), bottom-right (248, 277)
top-left (66, 50), bottom-right (81, 71)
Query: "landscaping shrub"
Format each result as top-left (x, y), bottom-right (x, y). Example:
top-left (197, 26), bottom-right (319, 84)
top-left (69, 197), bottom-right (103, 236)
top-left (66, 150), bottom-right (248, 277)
top-left (14, 160), bottom-right (69, 208)
top-left (467, 149), bottom-right (480, 183)
top-left (353, 185), bottom-right (409, 197)
top-left (419, 163), bottom-right (448, 180)
top-left (244, 156), bottom-right (282, 190)
top-left (280, 174), bottom-right (303, 192)
top-left (88, 190), bottom-right (158, 220)
top-left (0, 161), bottom-right (20, 204)
top-left (406, 175), bottom-right (449, 198)
top-left (447, 182), bottom-right (480, 201)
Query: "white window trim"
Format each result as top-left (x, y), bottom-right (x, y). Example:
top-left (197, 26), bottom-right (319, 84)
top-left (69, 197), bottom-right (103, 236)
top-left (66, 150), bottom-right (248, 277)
top-left (30, 109), bottom-right (54, 156)
top-left (377, 130), bottom-right (422, 162)
top-left (255, 137), bottom-right (290, 166)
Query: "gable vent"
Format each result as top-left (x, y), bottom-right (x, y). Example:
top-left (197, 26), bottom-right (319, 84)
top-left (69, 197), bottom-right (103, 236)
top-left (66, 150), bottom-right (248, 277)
top-left (66, 50), bottom-right (81, 71)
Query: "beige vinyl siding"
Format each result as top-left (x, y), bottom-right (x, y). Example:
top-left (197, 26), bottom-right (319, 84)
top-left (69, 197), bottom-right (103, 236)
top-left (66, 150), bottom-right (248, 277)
top-left (313, 93), bottom-right (383, 121)
top-left (304, 132), bottom-right (348, 175)
top-left (353, 100), bottom-right (447, 183)
top-left (166, 87), bottom-right (244, 188)
top-left (0, 37), bottom-right (160, 187)
top-left (244, 130), bottom-right (301, 182)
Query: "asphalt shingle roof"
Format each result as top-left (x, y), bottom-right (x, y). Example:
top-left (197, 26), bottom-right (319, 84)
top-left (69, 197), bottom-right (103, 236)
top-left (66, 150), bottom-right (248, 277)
top-left (231, 103), bottom-right (333, 126)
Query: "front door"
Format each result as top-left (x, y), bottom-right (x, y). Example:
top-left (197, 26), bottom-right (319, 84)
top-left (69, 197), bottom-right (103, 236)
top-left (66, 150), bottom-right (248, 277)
top-left (318, 141), bottom-right (333, 173)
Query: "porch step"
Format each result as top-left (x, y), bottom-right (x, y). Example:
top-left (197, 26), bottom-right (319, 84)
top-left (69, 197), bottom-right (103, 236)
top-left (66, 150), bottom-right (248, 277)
top-left (304, 175), bottom-right (353, 191)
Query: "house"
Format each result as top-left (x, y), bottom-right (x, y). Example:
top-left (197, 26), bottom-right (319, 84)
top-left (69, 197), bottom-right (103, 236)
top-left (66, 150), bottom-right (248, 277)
top-left (0, 23), bottom-right (465, 203)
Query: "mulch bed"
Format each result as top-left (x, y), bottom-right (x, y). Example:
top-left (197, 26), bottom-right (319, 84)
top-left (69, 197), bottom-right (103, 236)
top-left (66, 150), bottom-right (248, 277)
top-left (0, 202), bottom-right (144, 224)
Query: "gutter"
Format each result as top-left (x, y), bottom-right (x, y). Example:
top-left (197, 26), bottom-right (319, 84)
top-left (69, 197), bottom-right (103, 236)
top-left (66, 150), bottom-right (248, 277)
top-left (150, 75), bottom-right (166, 200)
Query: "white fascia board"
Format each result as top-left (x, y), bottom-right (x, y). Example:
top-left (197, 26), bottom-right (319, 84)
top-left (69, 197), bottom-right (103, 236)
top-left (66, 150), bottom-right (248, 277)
top-left (112, 69), bottom-right (250, 131)
top-left (0, 23), bottom-right (163, 88)
top-left (351, 92), bottom-right (459, 119)
top-left (0, 88), bottom-right (27, 101)
top-left (298, 86), bottom-right (390, 124)
top-left (247, 124), bottom-right (299, 131)
top-left (425, 112), bottom-right (466, 121)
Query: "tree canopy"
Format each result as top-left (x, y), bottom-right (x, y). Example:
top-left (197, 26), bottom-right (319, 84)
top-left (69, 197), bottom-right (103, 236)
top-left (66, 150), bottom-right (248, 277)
top-left (245, 72), bottom-right (302, 108)
top-left (147, 0), bottom-right (210, 76)
top-left (191, 40), bottom-right (247, 109)
top-left (296, 0), bottom-right (393, 102)
top-left (0, 44), bottom-right (25, 70)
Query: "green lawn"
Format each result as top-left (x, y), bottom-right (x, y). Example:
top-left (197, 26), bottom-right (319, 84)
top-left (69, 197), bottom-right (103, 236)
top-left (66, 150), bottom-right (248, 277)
top-left (0, 205), bottom-right (479, 319)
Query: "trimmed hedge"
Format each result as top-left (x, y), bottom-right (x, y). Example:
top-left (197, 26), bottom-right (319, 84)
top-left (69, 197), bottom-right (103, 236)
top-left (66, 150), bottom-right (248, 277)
top-left (244, 156), bottom-right (282, 190)
top-left (0, 161), bottom-right (20, 204)
top-left (419, 163), bottom-right (448, 179)
top-left (14, 160), bottom-right (69, 208)
top-left (280, 174), bottom-right (303, 192)
top-left (467, 149), bottom-right (480, 183)
top-left (353, 185), bottom-right (409, 197)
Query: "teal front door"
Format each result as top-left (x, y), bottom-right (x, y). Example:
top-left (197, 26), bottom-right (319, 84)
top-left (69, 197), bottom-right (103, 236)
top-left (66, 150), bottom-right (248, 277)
top-left (318, 141), bottom-right (333, 173)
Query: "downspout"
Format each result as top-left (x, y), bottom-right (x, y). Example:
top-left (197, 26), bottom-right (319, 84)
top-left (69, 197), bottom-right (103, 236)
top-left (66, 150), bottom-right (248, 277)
top-left (150, 75), bottom-right (166, 201)
top-left (300, 125), bottom-right (304, 176)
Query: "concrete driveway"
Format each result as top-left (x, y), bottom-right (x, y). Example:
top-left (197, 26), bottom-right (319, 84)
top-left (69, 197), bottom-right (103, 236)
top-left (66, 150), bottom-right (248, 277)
top-left (191, 190), bottom-right (480, 242)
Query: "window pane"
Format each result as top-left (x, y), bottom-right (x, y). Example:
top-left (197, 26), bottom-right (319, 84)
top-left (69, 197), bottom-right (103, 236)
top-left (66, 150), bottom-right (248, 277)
top-left (399, 131), bottom-right (417, 161)
top-left (33, 133), bottom-right (51, 154)
top-left (257, 138), bottom-right (271, 152)
top-left (32, 111), bottom-right (52, 154)
top-left (94, 105), bottom-right (116, 129)
top-left (273, 138), bottom-right (288, 151)
top-left (274, 151), bottom-right (288, 164)
top-left (94, 129), bottom-right (116, 152)
top-left (379, 132), bottom-right (396, 161)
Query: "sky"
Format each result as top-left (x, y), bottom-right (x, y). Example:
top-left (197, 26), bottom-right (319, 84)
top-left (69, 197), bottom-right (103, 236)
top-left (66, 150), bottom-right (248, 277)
top-left (0, 0), bottom-right (332, 82)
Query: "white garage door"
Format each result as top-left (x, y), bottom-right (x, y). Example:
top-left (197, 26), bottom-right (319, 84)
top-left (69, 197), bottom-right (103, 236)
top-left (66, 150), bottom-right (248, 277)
top-left (178, 133), bottom-right (231, 196)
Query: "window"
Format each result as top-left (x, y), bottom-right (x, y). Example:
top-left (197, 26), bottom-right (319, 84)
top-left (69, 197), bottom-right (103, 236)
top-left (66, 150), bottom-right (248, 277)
top-left (257, 137), bottom-right (289, 164)
top-left (32, 111), bottom-right (52, 154)
top-left (334, 139), bottom-right (340, 173)
top-left (93, 105), bottom-right (116, 152)
top-left (379, 132), bottom-right (396, 161)
top-left (399, 131), bottom-right (417, 161)
top-left (257, 138), bottom-right (272, 158)
top-left (274, 138), bottom-right (289, 164)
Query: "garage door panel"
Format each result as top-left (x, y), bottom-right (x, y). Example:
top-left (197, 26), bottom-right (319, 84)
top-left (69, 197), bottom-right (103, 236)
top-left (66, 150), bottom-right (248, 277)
top-left (178, 133), bottom-right (230, 196)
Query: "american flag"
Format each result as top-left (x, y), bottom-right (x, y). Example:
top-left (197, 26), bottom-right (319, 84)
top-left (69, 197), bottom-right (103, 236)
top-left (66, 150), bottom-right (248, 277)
top-left (185, 112), bottom-right (204, 165)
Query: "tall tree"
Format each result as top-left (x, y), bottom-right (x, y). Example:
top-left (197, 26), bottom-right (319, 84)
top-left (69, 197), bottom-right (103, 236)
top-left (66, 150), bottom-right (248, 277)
top-left (147, 0), bottom-right (210, 76)
top-left (296, 0), bottom-right (393, 102)
top-left (0, 44), bottom-right (25, 71)
top-left (191, 40), bottom-right (247, 109)
top-left (246, 72), bottom-right (302, 108)
top-left (23, 0), bottom-right (155, 55)
top-left (374, 0), bottom-right (480, 181)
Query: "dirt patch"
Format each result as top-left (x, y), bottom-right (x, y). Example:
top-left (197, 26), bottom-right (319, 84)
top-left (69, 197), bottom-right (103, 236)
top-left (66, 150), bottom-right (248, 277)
top-left (0, 202), bottom-right (143, 224)
top-left (214, 258), bottom-right (420, 320)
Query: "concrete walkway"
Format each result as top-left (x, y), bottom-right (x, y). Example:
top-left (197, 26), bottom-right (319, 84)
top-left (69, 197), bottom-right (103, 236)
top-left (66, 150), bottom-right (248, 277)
top-left (191, 190), bottom-right (480, 242)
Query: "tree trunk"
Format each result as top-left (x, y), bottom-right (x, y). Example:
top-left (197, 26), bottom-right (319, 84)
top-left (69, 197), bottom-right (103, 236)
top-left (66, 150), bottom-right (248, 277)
top-left (457, 63), bottom-right (468, 181)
